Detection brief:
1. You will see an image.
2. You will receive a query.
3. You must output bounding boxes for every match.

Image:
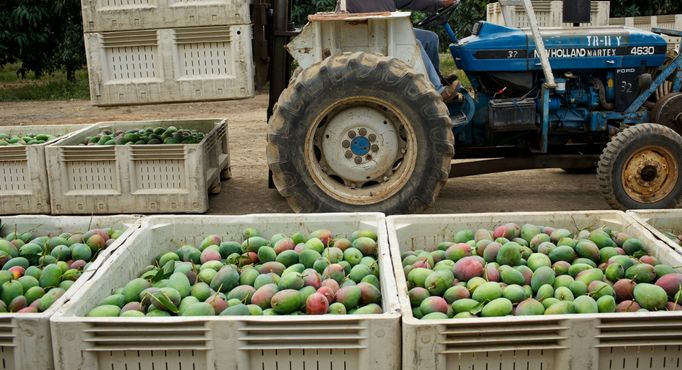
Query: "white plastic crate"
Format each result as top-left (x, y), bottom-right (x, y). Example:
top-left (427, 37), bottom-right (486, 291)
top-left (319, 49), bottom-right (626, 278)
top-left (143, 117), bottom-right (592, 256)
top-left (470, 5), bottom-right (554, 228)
top-left (85, 24), bottom-right (254, 106)
top-left (45, 119), bottom-right (230, 214)
top-left (628, 209), bottom-right (682, 256)
top-left (486, 1), bottom-right (610, 27)
top-left (610, 15), bottom-right (682, 50)
top-left (0, 125), bottom-right (91, 215)
top-left (50, 213), bottom-right (401, 370)
top-left (0, 215), bottom-right (141, 370)
top-left (387, 211), bottom-right (682, 370)
top-left (81, 0), bottom-right (251, 33)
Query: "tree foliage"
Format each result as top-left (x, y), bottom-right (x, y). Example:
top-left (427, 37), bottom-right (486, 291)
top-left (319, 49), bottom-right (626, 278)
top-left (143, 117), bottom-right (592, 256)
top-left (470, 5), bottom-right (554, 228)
top-left (0, 0), bottom-right (85, 80)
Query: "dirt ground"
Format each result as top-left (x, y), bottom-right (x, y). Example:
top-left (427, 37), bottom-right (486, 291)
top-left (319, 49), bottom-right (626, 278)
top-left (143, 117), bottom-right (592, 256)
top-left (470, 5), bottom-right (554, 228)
top-left (0, 94), bottom-right (610, 214)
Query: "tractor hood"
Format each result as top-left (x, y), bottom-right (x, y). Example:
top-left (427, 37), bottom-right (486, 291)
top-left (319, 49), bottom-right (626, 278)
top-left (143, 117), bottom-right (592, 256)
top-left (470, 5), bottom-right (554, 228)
top-left (454, 22), bottom-right (669, 72)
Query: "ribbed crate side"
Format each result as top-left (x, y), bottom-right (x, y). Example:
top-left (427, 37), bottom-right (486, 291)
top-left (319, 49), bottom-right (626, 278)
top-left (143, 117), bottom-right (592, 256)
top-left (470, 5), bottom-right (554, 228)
top-left (51, 214), bottom-right (401, 370)
top-left (389, 211), bottom-right (682, 370)
top-left (0, 124), bottom-right (92, 215)
top-left (87, 25), bottom-right (254, 106)
top-left (1, 215), bottom-right (140, 370)
top-left (46, 119), bottom-right (226, 214)
top-left (81, 0), bottom-right (251, 33)
top-left (486, 1), bottom-right (609, 27)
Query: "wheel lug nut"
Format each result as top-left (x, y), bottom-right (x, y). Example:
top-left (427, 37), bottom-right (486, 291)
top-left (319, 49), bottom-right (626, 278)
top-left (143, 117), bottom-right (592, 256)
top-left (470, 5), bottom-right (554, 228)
top-left (354, 156), bottom-right (363, 164)
top-left (344, 150), bottom-right (353, 159)
top-left (371, 144), bottom-right (379, 152)
top-left (348, 131), bottom-right (356, 138)
top-left (368, 134), bottom-right (377, 142)
top-left (358, 128), bottom-right (367, 136)
top-left (342, 140), bottom-right (350, 148)
top-left (366, 155), bottom-right (372, 161)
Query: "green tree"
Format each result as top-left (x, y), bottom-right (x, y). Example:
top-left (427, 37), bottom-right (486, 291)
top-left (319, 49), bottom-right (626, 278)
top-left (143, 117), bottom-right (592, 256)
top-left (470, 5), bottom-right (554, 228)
top-left (0, 0), bottom-right (85, 81)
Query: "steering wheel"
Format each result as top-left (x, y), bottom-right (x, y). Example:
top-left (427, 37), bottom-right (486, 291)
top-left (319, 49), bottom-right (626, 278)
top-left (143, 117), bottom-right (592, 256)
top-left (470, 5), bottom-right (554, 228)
top-left (416, 4), bottom-right (458, 28)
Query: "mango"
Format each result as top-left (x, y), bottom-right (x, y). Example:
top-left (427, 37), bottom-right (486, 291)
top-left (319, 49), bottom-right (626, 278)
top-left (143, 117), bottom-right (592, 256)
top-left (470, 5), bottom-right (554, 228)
top-left (597, 295), bottom-right (616, 313)
top-left (182, 302), bottom-right (216, 316)
top-left (482, 242), bottom-right (502, 263)
top-left (452, 298), bottom-right (482, 314)
top-left (622, 239), bottom-right (644, 255)
top-left (502, 284), bottom-right (527, 304)
top-left (251, 283), bottom-right (279, 309)
top-left (616, 300), bottom-right (641, 312)
top-left (514, 298), bottom-right (545, 316)
top-left (443, 285), bottom-right (469, 304)
top-left (588, 281), bottom-right (615, 299)
top-left (496, 242), bottom-right (522, 266)
top-left (1, 280), bottom-right (23, 305)
top-left (421, 312), bottom-right (448, 320)
top-left (544, 301), bottom-right (573, 315)
top-left (535, 284), bottom-right (554, 301)
top-left (335, 286), bottom-right (361, 310)
top-left (221, 303), bottom-right (251, 315)
top-left (481, 298), bottom-right (513, 317)
top-left (655, 273), bottom-right (682, 298)
top-left (453, 256), bottom-right (484, 281)
top-left (305, 292), bottom-right (329, 314)
top-left (531, 266), bottom-right (556, 292)
top-left (633, 283), bottom-right (668, 310)
top-left (605, 263), bottom-right (625, 282)
top-left (625, 264), bottom-right (656, 283)
top-left (575, 240), bottom-right (600, 262)
top-left (500, 266), bottom-right (525, 285)
top-left (122, 278), bottom-right (152, 304)
top-left (527, 253), bottom-right (552, 271)
top-left (87, 305), bottom-right (121, 317)
top-left (424, 270), bottom-right (454, 296)
top-left (328, 302), bottom-right (347, 314)
top-left (554, 287), bottom-right (574, 301)
top-left (352, 237), bottom-right (377, 256)
top-left (99, 294), bottom-right (126, 307)
top-left (227, 285), bottom-right (256, 303)
top-left (589, 229), bottom-right (616, 249)
top-left (549, 246), bottom-right (576, 263)
top-left (575, 268), bottom-right (604, 286)
top-left (271, 289), bottom-right (302, 314)
top-left (210, 266), bottom-right (240, 293)
top-left (419, 296), bottom-right (449, 315)
top-left (471, 282), bottom-right (502, 302)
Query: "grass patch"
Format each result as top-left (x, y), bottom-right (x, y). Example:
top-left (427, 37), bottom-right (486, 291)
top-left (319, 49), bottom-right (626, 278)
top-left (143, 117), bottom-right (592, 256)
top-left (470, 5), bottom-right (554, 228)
top-left (439, 53), bottom-right (471, 90)
top-left (0, 64), bottom-right (90, 101)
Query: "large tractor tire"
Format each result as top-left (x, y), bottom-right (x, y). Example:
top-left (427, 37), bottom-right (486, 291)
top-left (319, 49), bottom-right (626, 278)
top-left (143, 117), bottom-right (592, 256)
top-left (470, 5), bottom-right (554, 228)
top-left (597, 123), bottom-right (682, 210)
top-left (267, 52), bottom-right (454, 214)
top-left (652, 92), bottom-right (682, 136)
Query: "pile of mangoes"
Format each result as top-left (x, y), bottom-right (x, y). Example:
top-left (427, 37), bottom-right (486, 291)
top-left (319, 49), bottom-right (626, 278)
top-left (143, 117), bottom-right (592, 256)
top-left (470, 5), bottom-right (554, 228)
top-left (87, 228), bottom-right (383, 317)
top-left (82, 126), bottom-right (205, 146)
top-left (401, 223), bottom-right (682, 319)
top-left (0, 133), bottom-right (58, 146)
top-left (0, 227), bottom-right (123, 313)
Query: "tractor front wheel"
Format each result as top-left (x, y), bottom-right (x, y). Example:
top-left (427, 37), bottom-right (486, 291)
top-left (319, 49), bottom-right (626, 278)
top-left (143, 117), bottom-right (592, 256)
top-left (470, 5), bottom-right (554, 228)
top-left (597, 123), bottom-right (682, 210)
top-left (267, 52), bottom-right (454, 214)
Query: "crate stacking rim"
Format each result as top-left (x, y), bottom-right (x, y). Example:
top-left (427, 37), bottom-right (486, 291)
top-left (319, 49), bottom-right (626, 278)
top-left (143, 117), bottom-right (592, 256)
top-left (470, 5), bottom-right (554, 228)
top-left (50, 213), bottom-right (401, 370)
top-left (388, 211), bottom-right (682, 370)
top-left (0, 215), bottom-right (141, 370)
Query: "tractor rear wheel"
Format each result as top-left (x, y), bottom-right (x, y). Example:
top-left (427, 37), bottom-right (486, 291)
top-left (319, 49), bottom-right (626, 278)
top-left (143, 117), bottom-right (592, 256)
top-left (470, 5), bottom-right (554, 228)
top-left (597, 123), bottom-right (682, 210)
top-left (267, 52), bottom-right (454, 214)
top-left (652, 92), bottom-right (682, 136)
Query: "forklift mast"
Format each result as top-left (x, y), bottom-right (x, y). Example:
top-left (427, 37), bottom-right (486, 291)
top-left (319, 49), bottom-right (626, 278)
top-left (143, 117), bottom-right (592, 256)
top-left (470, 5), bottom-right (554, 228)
top-left (251, 0), bottom-right (296, 120)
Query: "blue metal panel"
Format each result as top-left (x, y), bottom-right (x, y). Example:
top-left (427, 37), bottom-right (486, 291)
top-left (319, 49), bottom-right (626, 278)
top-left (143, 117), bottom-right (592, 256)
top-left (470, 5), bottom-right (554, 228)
top-left (454, 22), bottom-right (668, 72)
top-left (626, 54), bottom-right (682, 113)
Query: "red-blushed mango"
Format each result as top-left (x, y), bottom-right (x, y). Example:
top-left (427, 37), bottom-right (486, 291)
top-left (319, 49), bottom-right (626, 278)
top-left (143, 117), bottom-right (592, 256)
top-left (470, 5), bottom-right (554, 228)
top-left (530, 233), bottom-right (551, 251)
top-left (453, 256), bottom-right (484, 281)
top-left (613, 279), bottom-right (636, 301)
top-left (352, 237), bottom-right (377, 256)
top-left (333, 238), bottom-right (352, 251)
top-left (206, 295), bottom-right (228, 314)
top-left (317, 286), bottom-right (335, 303)
top-left (273, 238), bottom-right (295, 254)
top-left (666, 302), bottom-right (682, 311)
top-left (531, 266), bottom-right (556, 292)
top-left (302, 269), bottom-right (322, 289)
top-left (482, 242), bottom-right (502, 263)
top-left (655, 273), bottom-right (682, 298)
top-left (443, 285), bottom-right (469, 304)
top-left (357, 282), bottom-right (381, 305)
top-left (640, 255), bottom-right (659, 266)
top-left (309, 229), bottom-right (333, 246)
top-left (616, 300), bottom-right (641, 312)
top-left (419, 296), bottom-right (449, 315)
top-left (335, 286), bottom-right (361, 310)
top-left (445, 243), bottom-right (471, 262)
top-left (323, 264), bottom-right (346, 283)
top-left (514, 298), bottom-right (545, 316)
top-left (588, 281), bottom-right (615, 300)
top-left (483, 263), bottom-right (500, 282)
top-left (305, 292), bottom-right (329, 314)
top-left (493, 223), bottom-right (520, 239)
top-left (251, 284), bottom-right (279, 309)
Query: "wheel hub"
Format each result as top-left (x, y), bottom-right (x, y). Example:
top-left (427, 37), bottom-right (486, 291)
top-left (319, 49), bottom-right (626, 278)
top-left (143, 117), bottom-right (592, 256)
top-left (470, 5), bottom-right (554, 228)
top-left (321, 106), bottom-right (401, 184)
top-left (622, 146), bottom-right (678, 202)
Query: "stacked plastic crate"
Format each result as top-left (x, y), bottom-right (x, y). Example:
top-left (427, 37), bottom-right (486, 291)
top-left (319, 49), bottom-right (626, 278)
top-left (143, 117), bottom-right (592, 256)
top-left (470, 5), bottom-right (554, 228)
top-left (80, 0), bottom-right (254, 106)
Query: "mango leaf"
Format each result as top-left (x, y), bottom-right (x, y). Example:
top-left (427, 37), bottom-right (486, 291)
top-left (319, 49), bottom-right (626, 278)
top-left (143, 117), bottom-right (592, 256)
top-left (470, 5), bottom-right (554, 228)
top-left (468, 301), bottom-right (485, 315)
top-left (150, 291), bottom-right (179, 314)
top-left (151, 261), bottom-right (175, 283)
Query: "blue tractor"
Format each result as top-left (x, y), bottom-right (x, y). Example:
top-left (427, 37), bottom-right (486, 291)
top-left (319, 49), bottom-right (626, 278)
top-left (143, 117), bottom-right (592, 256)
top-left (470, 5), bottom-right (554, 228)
top-left (265, 1), bottom-right (682, 214)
